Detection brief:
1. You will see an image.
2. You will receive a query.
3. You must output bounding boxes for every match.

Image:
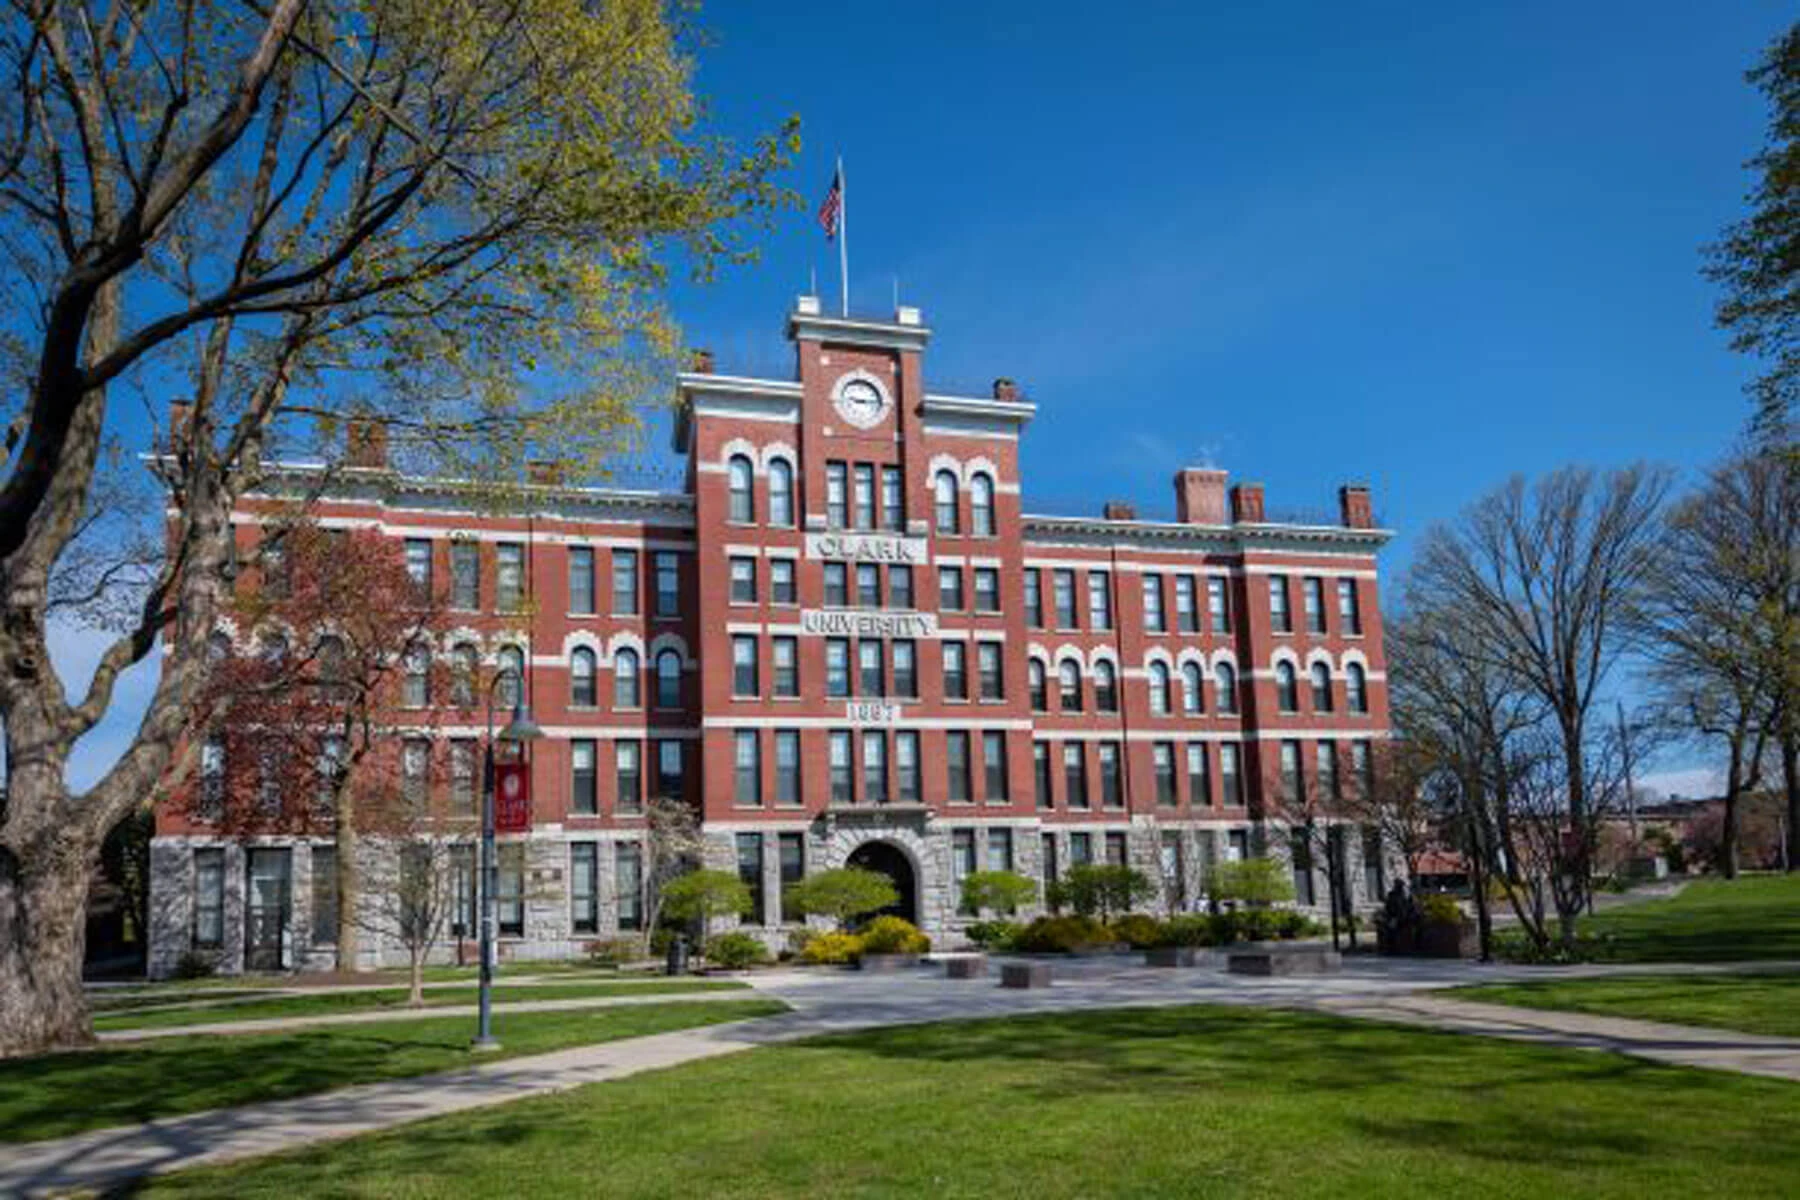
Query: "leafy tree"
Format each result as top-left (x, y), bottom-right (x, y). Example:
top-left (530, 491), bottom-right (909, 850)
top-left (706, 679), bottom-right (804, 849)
top-left (0, 0), bottom-right (793, 1057)
top-left (1707, 22), bottom-right (1800, 435)
top-left (1048, 864), bottom-right (1153, 920)
top-left (660, 869), bottom-right (752, 951)
top-left (783, 868), bottom-right (896, 931)
top-left (1206, 858), bottom-right (1295, 909)
top-left (959, 870), bottom-right (1038, 916)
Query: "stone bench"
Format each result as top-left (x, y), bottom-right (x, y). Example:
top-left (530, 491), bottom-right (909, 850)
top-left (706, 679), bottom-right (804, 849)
top-left (1226, 945), bottom-right (1341, 976)
top-left (945, 955), bottom-right (987, 979)
top-left (1145, 946), bottom-right (1198, 968)
top-left (1000, 961), bottom-right (1053, 989)
top-left (857, 953), bottom-right (921, 973)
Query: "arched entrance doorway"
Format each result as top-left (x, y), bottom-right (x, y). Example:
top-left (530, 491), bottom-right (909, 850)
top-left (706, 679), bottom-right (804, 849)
top-left (846, 840), bottom-right (917, 925)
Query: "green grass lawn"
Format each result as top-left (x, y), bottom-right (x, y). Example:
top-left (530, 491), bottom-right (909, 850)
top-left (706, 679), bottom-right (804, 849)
top-left (94, 978), bottom-right (745, 1031)
top-left (0, 999), bottom-right (785, 1143)
top-left (1453, 971), bottom-right (1800, 1038)
top-left (1571, 875), bottom-right (1800, 962)
top-left (142, 1005), bottom-right (1800, 1199)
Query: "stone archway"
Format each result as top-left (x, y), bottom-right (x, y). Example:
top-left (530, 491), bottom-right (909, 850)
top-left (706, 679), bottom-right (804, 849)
top-left (846, 840), bottom-right (917, 925)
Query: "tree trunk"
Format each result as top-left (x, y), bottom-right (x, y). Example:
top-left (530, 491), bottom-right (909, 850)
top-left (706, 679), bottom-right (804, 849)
top-left (409, 947), bottom-right (425, 1006)
top-left (336, 797), bottom-right (361, 972)
top-left (0, 833), bottom-right (98, 1057)
top-left (1785, 731), bottom-right (1800, 874)
top-left (1721, 734), bottom-right (1744, 880)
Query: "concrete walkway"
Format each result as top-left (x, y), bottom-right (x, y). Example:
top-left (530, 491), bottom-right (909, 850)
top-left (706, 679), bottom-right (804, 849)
top-left (8, 954), bottom-right (1800, 1197)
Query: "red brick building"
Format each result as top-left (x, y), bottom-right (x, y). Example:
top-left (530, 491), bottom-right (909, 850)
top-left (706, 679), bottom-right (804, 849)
top-left (149, 296), bottom-right (1393, 975)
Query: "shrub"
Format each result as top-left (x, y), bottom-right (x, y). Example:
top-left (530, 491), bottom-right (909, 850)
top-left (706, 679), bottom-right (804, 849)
top-left (965, 919), bottom-right (1022, 950)
top-left (798, 931), bottom-right (864, 965)
top-left (1207, 858), bottom-right (1295, 907)
top-left (1012, 914), bottom-right (1116, 954)
top-left (704, 931), bottom-right (771, 970)
top-left (1419, 893), bottom-right (1464, 927)
top-left (1159, 914), bottom-right (1219, 948)
top-left (1271, 910), bottom-right (1322, 940)
top-left (1053, 864), bottom-right (1156, 919)
top-left (960, 869), bottom-right (1039, 915)
top-left (660, 869), bottom-right (754, 941)
top-left (172, 950), bottom-right (216, 980)
top-left (784, 868), bottom-right (899, 929)
top-left (1109, 913), bottom-right (1166, 950)
top-left (582, 938), bottom-right (643, 966)
top-left (858, 915), bottom-right (930, 955)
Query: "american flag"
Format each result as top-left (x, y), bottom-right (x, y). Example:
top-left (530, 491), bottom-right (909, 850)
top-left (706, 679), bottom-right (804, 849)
top-left (817, 166), bottom-right (843, 240)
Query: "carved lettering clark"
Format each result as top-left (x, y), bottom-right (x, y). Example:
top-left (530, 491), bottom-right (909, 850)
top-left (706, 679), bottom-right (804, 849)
top-left (805, 532), bottom-right (930, 564)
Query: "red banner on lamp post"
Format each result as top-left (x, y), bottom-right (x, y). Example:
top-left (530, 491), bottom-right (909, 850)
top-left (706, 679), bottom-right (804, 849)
top-left (495, 761), bottom-right (532, 832)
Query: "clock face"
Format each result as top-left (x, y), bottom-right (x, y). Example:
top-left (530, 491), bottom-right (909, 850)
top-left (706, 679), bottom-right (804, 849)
top-left (834, 376), bottom-right (888, 429)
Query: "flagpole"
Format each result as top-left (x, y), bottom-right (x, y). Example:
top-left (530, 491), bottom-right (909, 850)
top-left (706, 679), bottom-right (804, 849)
top-left (837, 155), bottom-right (849, 317)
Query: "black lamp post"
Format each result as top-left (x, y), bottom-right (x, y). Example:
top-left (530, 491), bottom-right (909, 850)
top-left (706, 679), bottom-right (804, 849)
top-left (474, 666), bottom-right (542, 1052)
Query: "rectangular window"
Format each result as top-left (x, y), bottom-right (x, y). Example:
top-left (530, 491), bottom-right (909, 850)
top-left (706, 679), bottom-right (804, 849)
top-left (830, 730), bottom-right (854, 804)
top-left (402, 737), bottom-right (429, 809)
top-left (405, 538), bottom-right (433, 602)
top-left (1281, 739), bottom-right (1303, 805)
top-left (729, 556), bottom-right (757, 603)
top-left (943, 641), bottom-right (968, 701)
top-left (1363, 826), bottom-right (1386, 901)
top-left (616, 740), bottom-right (642, 815)
top-left (498, 844), bottom-right (525, 936)
top-left (896, 731), bottom-right (921, 802)
top-left (654, 552), bottom-right (680, 617)
top-left (1175, 575), bottom-right (1198, 632)
top-left (1304, 576), bottom-right (1326, 634)
top-left (1353, 739), bottom-right (1375, 798)
top-left (1291, 830), bottom-right (1316, 907)
top-left (1025, 569), bottom-right (1044, 627)
top-left (773, 637), bottom-right (799, 698)
top-left (735, 730), bottom-right (762, 806)
top-left (973, 567), bottom-right (1000, 612)
top-left (862, 731), bottom-right (888, 804)
top-left (977, 641), bottom-right (1004, 701)
top-left (1142, 573), bottom-right (1166, 633)
top-left (732, 635), bottom-right (759, 697)
top-left (1187, 743), bottom-right (1210, 808)
top-left (775, 730), bottom-right (801, 806)
top-left (892, 640), bottom-right (918, 698)
top-left (938, 566), bottom-right (965, 611)
top-left (448, 739), bottom-right (476, 816)
top-left (882, 466), bottom-right (905, 531)
top-left (612, 550), bottom-right (638, 615)
top-left (1105, 832), bottom-right (1129, 868)
top-left (1208, 576), bottom-right (1231, 633)
top-left (1338, 579), bottom-right (1362, 636)
top-left (616, 843), bottom-right (643, 931)
top-left (1318, 740), bottom-right (1340, 801)
top-left (857, 563), bottom-right (881, 607)
top-left (824, 562), bottom-right (849, 607)
top-left (826, 638), bottom-right (851, 698)
top-left (1154, 742), bottom-right (1177, 806)
top-left (987, 828), bottom-right (1014, 874)
top-left (1034, 743), bottom-right (1053, 810)
top-left (770, 559), bottom-right (797, 605)
top-left (1269, 574), bottom-right (1292, 633)
top-left (451, 542), bottom-right (480, 610)
top-left (570, 843), bottom-right (599, 934)
top-left (1221, 742), bottom-right (1243, 807)
top-left (826, 461), bottom-right (848, 528)
top-left (779, 833), bottom-right (806, 922)
top-left (1053, 569), bottom-right (1077, 628)
top-left (1099, 742), bottom-right (1123, 809)
top-left (569, 547), bottom-right (596, 614)
top-left (1042, 833), bottom-right (1060, 888)
top-left (310, 846), bottom-right (338, 946)
top-left (890, 564), bottom-right (914, 609)
top-left (497, 542), bottom-right (525, 611)
top-left (1227, 829), bottom-right (1250, 862)
top-left (946, 731), bottom-right (972, 803)
top-left (1064, 743), bottom-right (1089, 810)
top-left (853, 464), bottom-right (876, 529)
top-left (1070, 832), bottom-right (1093, 867)
top-left (451, 845), bottom-right (476, 938)
top-left (983, 731), bottom-right (1009, 802)
top-left (571, 739), bottom-right (597, 815)
top-left (859, 640), bottom-right (885, 697)
top-left (655, 740), bottom-right (683, 801)
top-left (1089, 571), bottom-right (1112, 630)
top-left (953, 829), bottom-right (977, 910)
top-left (737, 833), bottom-right (765, 925)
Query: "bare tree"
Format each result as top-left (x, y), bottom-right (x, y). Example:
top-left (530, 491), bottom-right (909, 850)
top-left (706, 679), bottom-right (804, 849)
top-left (640, 793), bottom-right (704, 956)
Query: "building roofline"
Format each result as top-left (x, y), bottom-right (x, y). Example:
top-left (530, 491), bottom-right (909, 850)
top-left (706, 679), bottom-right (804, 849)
top-left (1021, 511), bottom-right (1393, 552)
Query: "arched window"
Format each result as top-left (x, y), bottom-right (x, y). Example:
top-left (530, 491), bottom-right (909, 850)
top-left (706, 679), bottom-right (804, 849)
top-left (1149, 661), bottom-right (1172, 716)
top-left (1058, 659), bottom-right (1083, 712)
top-left (259, 632), bottom-right (288, 665)
top-left (205, 630), bottom-right (234, 664)
top-left (767, 459), bottom-right (794, 527)
top-left (727, 454), bottom-right (755, 523)
top-left (497, 645), bottom-right (525, 709)
top-left (934, 470), bottom-right (959, 534)
top-left (614, 647), bottom-right (641, 709)
top-left (1214, 662), bottom-right (1239, 714)
top-left (316, 634), bottom-right (349, 702)
top-left (451, 642), bottom-right (479, 708)
top-left (1311, 662), bottom-right (1334, 713)
top-left (1182, 662), bottom-right (1204, 715)
top-left (970, 472), bottom-right (995, 537)
top-left (403, 640), bottom-right (430, 708)
top-left (1275, 661), bottom-right (1299, 713)
top-left (1094, 660), bottom-right (1119, 712)
top-left (570, 647), bottom-right (597, 708)
top-left (1347, 663), bottom-right (1368, 714)
top-left (1028, 660), bottom-right (1047, 712)
top-left (656, 649), bottom-right (682, 708)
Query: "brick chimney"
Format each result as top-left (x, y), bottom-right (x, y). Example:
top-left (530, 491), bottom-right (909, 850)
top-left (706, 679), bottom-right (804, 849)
top-left (992, 378), bottom-right (1019, 402)
top-left (1102, 500), bottom-right (1138, 521)
top-left (1230, 482), bottom-right (1265, 524)
top-left (691, 348), bottom-right (715, 374)
top-left (1174, 468), bottom-right (1228, 525)
top-left (345, 417), bottom-right (388, 470)
top-left (1339, 484), bottom-right (1374, 529)
top-left (528, 459), bottom-right (563, 486)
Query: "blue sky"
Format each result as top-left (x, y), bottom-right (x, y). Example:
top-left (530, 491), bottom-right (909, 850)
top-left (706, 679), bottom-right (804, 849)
top-left (57, 1), bottom-right (1789, 794)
